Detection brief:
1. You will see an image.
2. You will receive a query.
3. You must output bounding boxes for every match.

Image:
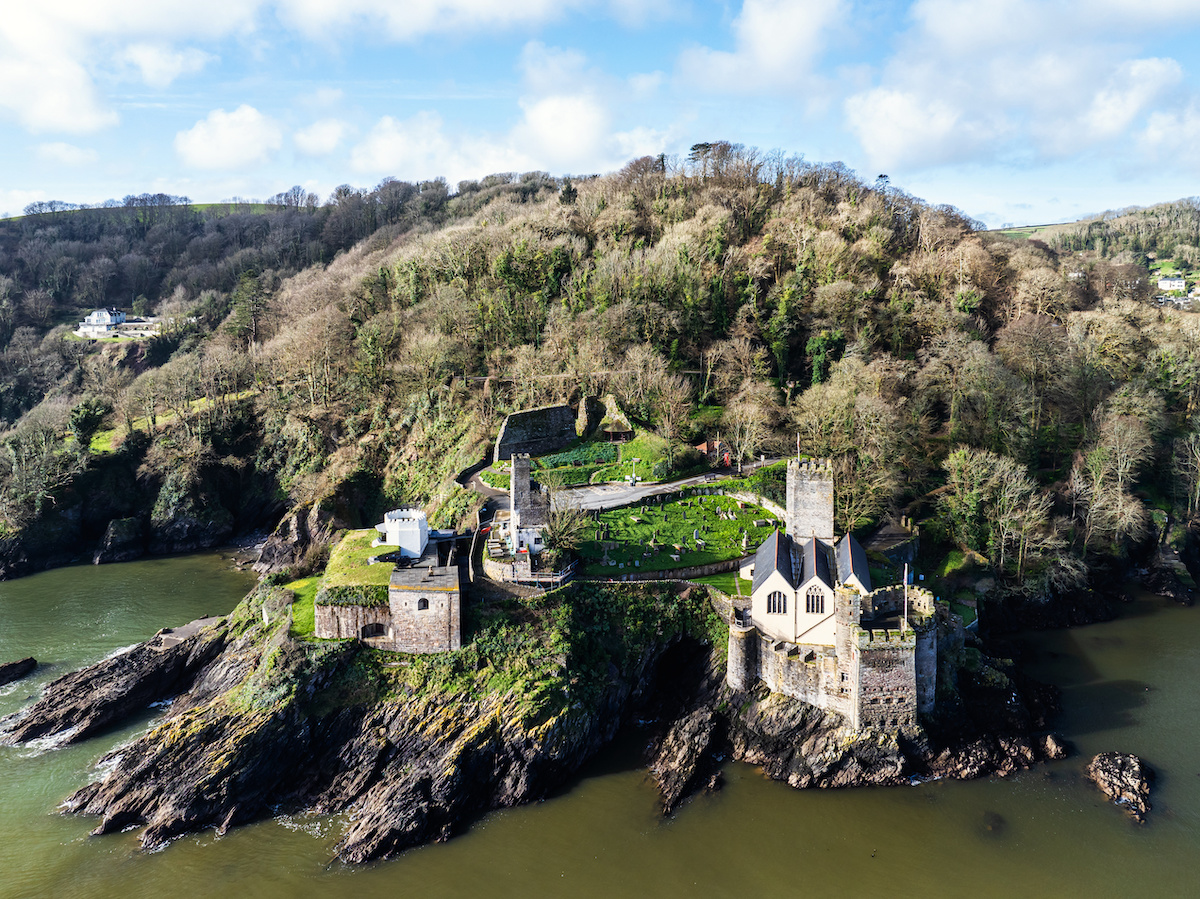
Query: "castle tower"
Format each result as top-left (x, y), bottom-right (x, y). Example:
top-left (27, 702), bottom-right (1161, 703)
top-left (726, 621), bottom-right (758, 692)
top-left (511, 453), bottom-right (532, 529)
top-left (786, 458), bottom-right (834, 541)
top-left (833, 585), bottom-right (862, 727)
top-left (914, 622), bottom-right (938, 715)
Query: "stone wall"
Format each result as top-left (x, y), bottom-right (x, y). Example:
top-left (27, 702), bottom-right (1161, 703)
top-left (511, 454), bottom-right (532, 526)
top-left (755, 634), bottom-right (850, 719)
top-left (915, 625), bottom-right (937, 715)
top-left (591, 557), bottom-right (743, 582)
top-left (854, 629), bottom-right (917, 731)
top-left (494, 404), bottom-right (577, 462)
top-left (726, 625), bottom-right (757, 692)
top-left (388, 583), bottom-right (461, 653)
top-left (315, 604), bottom-right (392, 642)
top-left (786, 458), bottom-right (834, 541)
top-left (314, 583), bottom-right (461, 653)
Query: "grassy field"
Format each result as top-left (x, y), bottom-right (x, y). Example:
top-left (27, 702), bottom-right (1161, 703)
top-left (285, 576), bottom-right (321, 638)
top-left (590, 431), bottom-right (672, 482)
top-left (323, 528), bottom-right (393, 587)
top-left (578, 494), bottom-right (779, 575)
top-left (690, 571), bottom-right (753, 595)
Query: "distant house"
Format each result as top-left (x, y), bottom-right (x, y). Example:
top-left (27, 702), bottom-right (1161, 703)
top-left (78, 308), bottom-right (126, 338)
top-left (1158, 275), bottom-right (1186, 293)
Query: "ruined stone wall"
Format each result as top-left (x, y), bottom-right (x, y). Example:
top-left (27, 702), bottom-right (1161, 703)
top-left (864, 585), bottom-right (936, 619)
top-left (314, 604), bottom-right (392, 641)
top-left (854, 630), bottom-right (917, 731)
top-left (388, 582), bottom-right (461, 653)
top-left (786, 458), bottom-right (834, 541)
top-left (494, 405), bottom-right (577, 462)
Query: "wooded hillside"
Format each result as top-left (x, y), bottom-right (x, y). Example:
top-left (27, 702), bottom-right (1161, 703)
top-left (2, 146), bottom-right (1197, 602)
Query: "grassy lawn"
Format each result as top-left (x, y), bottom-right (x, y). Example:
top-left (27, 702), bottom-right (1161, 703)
top-left (480, 469), bottom-right (511, 489)
top-left (285, 576), bottom-right (320, 638)
top-left (690, 571), bottom-right (753, 595)
top-left (578, 494), bottom-right (778, 575)
top-left (323, 528), bottom-right (394, 587)
top-left (950, 600), bottom-right (977, 626)
top-left (590, 431), bottom-right (671, 483)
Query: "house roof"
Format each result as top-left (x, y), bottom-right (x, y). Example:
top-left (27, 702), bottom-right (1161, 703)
top-left (753, 529), bottom-right (796, 594)
top-left (835, 533), bottom-right (871, 592)
top-left (798, 537), bottom-right (834, 590)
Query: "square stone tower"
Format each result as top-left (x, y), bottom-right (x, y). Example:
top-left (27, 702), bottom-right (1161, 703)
top-left (786, 457), bottom-right (834, 541)
top-left (511, 453), bottom-right (532, 529)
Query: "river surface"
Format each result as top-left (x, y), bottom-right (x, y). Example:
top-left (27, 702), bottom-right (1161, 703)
top-left (1, 555), bottom-right (1198, 898)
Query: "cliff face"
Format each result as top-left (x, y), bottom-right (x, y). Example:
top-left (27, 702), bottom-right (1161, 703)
top-left (0, 582), bottom-right (1065, 864)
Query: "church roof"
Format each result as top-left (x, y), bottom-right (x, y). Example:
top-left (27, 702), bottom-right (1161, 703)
top-left (753, 529), bottom-right (796, 594)
top-left (798, 536), bottom-right (834, 590)
top-left (835, 533), bottom-right (871, 592)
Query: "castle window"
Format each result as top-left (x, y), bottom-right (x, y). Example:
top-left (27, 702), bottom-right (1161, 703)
top-left (417, 598), bottom-right (429, 610)
top-left (767, 591), bottom-right (787, 614)
top-left (806, 587), bottom-right (825, 615)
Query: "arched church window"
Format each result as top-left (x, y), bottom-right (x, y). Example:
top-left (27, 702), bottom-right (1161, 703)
top-left (767, 591), bottom-right (787, 614)
top-left (417, 598), bottom-right (429, 610)
top-left (806, 587), bottom-right (825, 614)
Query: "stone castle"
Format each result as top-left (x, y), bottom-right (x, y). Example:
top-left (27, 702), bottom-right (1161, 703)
top-left (314, 508), bottom-right (462, 653)
top-left (728, 458), bottom-right (937, 732)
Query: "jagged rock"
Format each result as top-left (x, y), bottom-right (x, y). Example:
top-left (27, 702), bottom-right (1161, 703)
top-left (1138, 563), bottom-right (1194, 606)
top-left (1041, 733), bottom-right (1070, 760)
top-left (1086, 752), bottom-right (1154, 822)
top-left (0, 624), bottom-right (228, 746)
top-left (649, 707), bottom-right (721, 814)
top-left (253, 501), bottom-right (343, 576)
top-left (4, 581), bottom-right (1074, 864)
top-left (93, 518), bottom-right (145, 564)
top-left (0, 657), bottom-right (37, 687)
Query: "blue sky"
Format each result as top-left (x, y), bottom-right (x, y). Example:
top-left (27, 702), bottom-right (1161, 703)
top-left (4, 0), bottom-right (1200, 227)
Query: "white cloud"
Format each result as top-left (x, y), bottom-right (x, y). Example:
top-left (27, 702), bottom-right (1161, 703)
top-left (121, 43), bottom-right (213, 88)
top-left (844, 0), bottom-right (1199, 173)
top-left (515, 94), bottom-right (611, 168)
top-left (276, 0), bottom-right (574, 40)
top-left (36, 142), bottom-right (100, 166)
top-left (519, 42), bottom-right (590, 95)
top-left (175, 105), bottom-right (282, 169)
top-left (678, 0), bottom-right (847, 92)
top-left (1139, 104), bottom-right (1200, 172)
top-left (0, 3), bottom-right (258, 132)
top-left (295, 119), bottom-right (349, 155)
top-left (350, 112), bottom-right (532, 183)
top-left (0, 189), bottom-right (47, 218)
top-left (844, 89), bottom-right (993, 171)
top-left (309, 87), bottom-right (345, 107)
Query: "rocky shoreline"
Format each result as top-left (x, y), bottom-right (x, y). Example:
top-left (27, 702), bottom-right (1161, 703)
top-left (0, 583), bottom-right (1069, 863)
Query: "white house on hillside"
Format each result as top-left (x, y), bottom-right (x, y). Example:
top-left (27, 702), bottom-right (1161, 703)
top-left (78, 308), bottom-right (126, 337)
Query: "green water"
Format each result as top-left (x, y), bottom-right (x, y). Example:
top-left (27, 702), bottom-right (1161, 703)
top-left (2, 559), bottom-right (1199, 898)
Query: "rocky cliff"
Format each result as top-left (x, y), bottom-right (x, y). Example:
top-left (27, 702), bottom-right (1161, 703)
top-left (1, 581), bottom-right (1065, 863)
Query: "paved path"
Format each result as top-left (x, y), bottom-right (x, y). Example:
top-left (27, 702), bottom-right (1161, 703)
top-left (465, 455), bottom-right (785, 513)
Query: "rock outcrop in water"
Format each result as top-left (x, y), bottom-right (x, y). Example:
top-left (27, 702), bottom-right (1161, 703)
top-left (1, 582), bottom-right (1067, 863)
top-left (1086, 752), bottom-right (1155, 822)
top-left (0, 657), bottom-right (37, 687)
